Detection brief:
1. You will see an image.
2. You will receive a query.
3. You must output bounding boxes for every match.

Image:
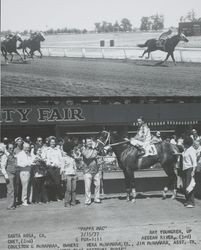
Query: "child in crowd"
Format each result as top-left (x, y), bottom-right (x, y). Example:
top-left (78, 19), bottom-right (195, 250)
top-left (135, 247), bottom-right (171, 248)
top-left (61, 144), bottom-right (78, 207)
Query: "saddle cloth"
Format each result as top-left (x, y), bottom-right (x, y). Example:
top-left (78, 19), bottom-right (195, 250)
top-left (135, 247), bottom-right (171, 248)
top-left (130, 138), bottom-right (157, 157)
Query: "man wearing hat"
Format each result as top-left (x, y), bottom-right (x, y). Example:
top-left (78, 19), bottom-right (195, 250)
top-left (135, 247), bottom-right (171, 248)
top-left (14, 137), bottom-right (23, 155)
top-left (81, 138), bottom-right (101, 205)
top-left (130, 117), bottom-right (155, 157)
top-left (16, 143), bottom-right (35, 206)
top-left (191, 129), bottom-right (200, 142)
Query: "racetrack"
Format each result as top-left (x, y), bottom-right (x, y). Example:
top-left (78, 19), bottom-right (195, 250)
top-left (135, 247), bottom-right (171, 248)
top-left (1, 57), bottom-right (201, 96)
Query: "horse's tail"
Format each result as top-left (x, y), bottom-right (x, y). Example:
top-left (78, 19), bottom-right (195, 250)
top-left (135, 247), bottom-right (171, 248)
top-left (137, 41), bottom-right (149, 48)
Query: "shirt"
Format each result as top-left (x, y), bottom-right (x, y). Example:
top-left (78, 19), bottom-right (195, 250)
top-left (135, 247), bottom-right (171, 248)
top-left (42, 147), bottom-right (64, 168)
top-left (14, 147), bottom-right (22, 155)
top-left (61, 154), bottom-right (77, 176)
top-left (0, 154), bottom-right (8, 179)
top-left (182, 146), bottom-right (197, 171)
top-left (82, 147), bottom-right (99, 175)
top-left (135, 123), bottom-right (151, 143)
top-left (170, 139), bottom-right (177, 145)
top-left (16, 151), bottom-right (35, 168)
top-left (6, 154), bottom-right (17, 174)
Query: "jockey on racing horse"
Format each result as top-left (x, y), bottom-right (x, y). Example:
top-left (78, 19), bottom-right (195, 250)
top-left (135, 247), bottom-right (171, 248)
top-left (156, 29), bottom-right (173, 50)
top-left (129, 117), bottom-right (157, 157)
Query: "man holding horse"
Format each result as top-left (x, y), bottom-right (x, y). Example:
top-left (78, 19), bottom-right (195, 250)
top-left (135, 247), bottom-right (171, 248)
top-left (81, 139), bottom-right (102, 205)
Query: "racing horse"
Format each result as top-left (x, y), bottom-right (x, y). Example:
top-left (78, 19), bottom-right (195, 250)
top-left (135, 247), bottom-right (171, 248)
top-left (137, 32), bottom-right (189, 65)
top-left (98, 131), bottom-right (183, 203)
top-left (1, 34), bottom-right (24, 62)
top-left (18, 32), bottom-right (45, 59)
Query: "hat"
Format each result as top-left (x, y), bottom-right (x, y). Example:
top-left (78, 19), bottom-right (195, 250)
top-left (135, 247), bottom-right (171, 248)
top-left (15, 137), bottom-right (23, 143)
top-left (86, 139), bottom-right (92, 144)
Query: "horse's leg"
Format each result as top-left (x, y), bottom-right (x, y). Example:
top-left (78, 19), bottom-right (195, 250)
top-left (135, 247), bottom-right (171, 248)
top-left (170, 52), bottom-right (176, 65)
top-left (145, 52), bottom-right (150, 59)
top-left (122, 169), bottom-right (131, 201)
top-left (127, 167), bottom-right (136, 203)
top-left (38, 49), bottom-right (43, 58)
top-left (162, 53), bottom-right (170, 64)
top-left (131, 172), bottom-right (136, 203)
top-left (168, 169), bottom-right (177, 199)
top-left (15, 50), bottom-right (24, 62)
top-left (23, 48), bottom-right (26, 60)
top-left (163, 167), bottom-right (177, 199)
top-left (4, 51), bottom-right (8, 63)
top-left (10, 53), bottom-right (13, 62)
top-left (139, 49), bottom-right (148, 58)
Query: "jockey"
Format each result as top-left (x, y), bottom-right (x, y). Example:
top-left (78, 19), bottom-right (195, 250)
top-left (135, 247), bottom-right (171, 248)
top-left (130, 117), bottom-right (157, 157)
top-left (157, 29), bottom-right (173, 49)
top-left (30, 31), bottom-right (38, 40)
top-left (5, 33), bottom-right (14, 42)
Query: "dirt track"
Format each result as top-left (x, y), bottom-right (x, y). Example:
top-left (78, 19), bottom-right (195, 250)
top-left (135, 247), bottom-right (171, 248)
top-left (1, 57), bottom-right (201, 96)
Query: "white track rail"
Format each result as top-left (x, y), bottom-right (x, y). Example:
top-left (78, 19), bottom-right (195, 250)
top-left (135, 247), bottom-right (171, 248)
top-left (41, 46), bottom-right (201, 62)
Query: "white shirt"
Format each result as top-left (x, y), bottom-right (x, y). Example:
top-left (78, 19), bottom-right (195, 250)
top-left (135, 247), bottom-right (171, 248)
top-left (170, 139), bottom-right (177, 145)
top-left (42, 147), bottom-right (64, 168)
top-left (61, 154), bottom-right (77, 176)
top-left (16, 151), bottom-right (35, 168)
top-left (182, 146), bottom-right (197, 171)
top-left (0, 154), bottom-right (8, 179)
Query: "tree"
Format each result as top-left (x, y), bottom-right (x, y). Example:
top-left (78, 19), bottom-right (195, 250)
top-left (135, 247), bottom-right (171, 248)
top-left (121, 18), bottom-right (132, 32)
top-left (151, 14), bottom-right (164, 30)
top-left (113, 21), bottom-right (120, 32)
top-left (94, 22), bottom-right (101, 33)
top-left (140, 17), bottom-right (152, 31)
top-left (186, 9), bottom-right (196, 22)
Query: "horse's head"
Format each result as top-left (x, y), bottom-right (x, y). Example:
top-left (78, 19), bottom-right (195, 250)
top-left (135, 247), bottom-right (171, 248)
top-left (15, 33), bottom-right (23, 42)
top-left (38, 32), bottom-right (45, 41)
top-left (97, 130), bottom-right (111, 147)
top-left (178, 32), bottom-right (189, 43)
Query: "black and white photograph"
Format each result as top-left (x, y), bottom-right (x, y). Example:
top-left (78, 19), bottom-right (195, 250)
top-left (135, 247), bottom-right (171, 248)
top-left (1, 1), bottom-right (201, 250)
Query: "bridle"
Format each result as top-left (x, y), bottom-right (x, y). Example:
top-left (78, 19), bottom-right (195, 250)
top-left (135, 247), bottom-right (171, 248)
top-left (97, 130), bottom-right (130, 148)
top-left (97, 130), bottom-right (111, 147)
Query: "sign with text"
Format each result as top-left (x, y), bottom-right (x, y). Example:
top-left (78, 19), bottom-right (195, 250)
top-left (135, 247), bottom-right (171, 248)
top-left (1, 103), bottom-right (200, 125)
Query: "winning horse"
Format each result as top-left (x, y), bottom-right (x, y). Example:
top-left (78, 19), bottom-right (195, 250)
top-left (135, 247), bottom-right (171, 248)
top-left (18, 32), bottom-right (45, 59)
top-left (98, 131), bottom-right (183, 202)
top-left (137, 33), bottom-right (189, 65)
top-left (1, 34), bottom-right (24, 62)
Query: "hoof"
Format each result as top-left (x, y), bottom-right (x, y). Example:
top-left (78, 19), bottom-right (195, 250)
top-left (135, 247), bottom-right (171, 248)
top-left (126, 197), bottom-right (130, 202)
top-left (131, 199), bottom-right (136, 203)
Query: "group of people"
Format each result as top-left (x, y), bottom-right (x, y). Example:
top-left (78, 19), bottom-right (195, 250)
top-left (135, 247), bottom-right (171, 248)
top-left (0, 121), bottom-right (201, 210)
top-left (0, 135), bottom-right (104, 210)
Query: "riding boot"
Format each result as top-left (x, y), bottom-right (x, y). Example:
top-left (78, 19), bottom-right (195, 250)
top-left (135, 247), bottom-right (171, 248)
top-left (138, 148), bottom-right (145, 157)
